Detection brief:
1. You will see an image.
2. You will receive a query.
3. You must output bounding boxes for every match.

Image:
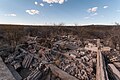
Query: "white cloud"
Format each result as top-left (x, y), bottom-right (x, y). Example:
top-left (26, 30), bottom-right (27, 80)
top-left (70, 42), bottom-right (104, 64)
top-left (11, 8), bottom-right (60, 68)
top-left (35, 1), bottom-right (38, 5)
top-left (87, 7), bottom-right (98, 13)
top-left (43, 0), bottom-right (64, 4)
top-left (85, 13), bottom-right (98, 19)
top-left (65, 0), bottom-right (68, 2)
top-left (26, 10), bottom-right (39, 15)
top-left (49, 4), bottom-right (53, 6)
top-left (91, 13), bottom-right (98, 16)
top-left (40, 3), bottom-right (44, 6)
top-left (103, 6), bottom-right (108, 9)
top-left (4, 14), bottom-right (16, 17)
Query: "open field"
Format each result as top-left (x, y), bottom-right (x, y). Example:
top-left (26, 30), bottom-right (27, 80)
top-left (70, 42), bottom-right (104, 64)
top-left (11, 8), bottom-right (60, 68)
top-left (0, 24), bottom-right (120, 47)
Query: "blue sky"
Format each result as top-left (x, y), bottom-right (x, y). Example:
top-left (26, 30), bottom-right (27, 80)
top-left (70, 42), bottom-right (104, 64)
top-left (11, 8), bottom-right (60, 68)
top-left (0, 0), bottom-right (120, 25)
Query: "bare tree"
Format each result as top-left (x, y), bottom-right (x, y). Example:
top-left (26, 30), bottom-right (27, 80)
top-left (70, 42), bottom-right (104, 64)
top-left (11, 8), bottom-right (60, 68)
top-left (74, 23), bottom-right (78, 26)
top-left (58, 23), bottom-right (65, 26)
top-left (115, 22), bottom-right (119, 25)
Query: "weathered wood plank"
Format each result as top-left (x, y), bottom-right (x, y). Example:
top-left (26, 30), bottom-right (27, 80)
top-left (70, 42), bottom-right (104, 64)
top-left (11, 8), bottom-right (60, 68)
top-left (0, 57), bottom-right (16, 80)
top-left (7, 64), bottom-right (22, 80)
top-left (113, 62), bottom-right (120, 70)
top-left (108, 64), bottom-right (120, 80)
top-left (96, 39), bottom-right (109, 80)
top-left (48, 64), bottom-right (79, 80)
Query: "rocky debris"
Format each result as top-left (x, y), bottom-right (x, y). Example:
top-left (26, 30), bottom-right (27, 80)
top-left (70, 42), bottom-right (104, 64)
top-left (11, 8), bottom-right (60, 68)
top-left (103, 49), bottom-right (120, 62)
top-left (25, 63), bottom-right (50, 80)
top-left (22, 54), bottom-right (34, 68)
top-left (101, 48), bottom-right (120, 80)
top-left (0, 35), bottom-right (98, 80)
top-left (57, 51), bottom-right (96, 80)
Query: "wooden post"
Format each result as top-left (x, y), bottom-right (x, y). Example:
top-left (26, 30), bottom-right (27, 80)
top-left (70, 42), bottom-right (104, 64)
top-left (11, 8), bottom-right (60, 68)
top-left (96, 39), bottom-right (109, 80)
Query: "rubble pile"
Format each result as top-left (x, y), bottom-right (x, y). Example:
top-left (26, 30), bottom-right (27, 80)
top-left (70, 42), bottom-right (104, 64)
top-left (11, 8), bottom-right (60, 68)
top-left (0, 35), bottom-right (97, 80)
top-left (101, 48), bottom-right (120, 79)
top-left (56, 49), bottom-right (97, 80)
top-left (104, 50), bottom-right (120, 62)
